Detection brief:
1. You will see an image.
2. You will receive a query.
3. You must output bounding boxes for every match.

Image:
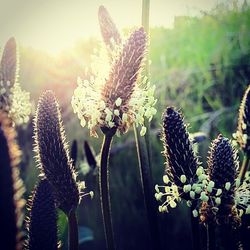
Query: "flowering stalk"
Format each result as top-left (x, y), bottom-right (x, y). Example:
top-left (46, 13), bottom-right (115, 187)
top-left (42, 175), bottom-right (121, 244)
top-left (99, 127), bottom-right (116, 250)
top-left (132, 1), bottom-right (161, 249)
top-left (0, 37), bottom-right (31, 125)
top-left (156, 107), bottom-right (200, 249)
top-left (34, 91), bottom-right (87, 250)
top-left (235, 85), bottom-right (250, 182)
top-left (201, 135), bottom-right (241, 250)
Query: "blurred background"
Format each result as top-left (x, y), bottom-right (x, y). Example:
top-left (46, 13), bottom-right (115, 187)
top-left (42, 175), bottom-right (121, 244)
top-left (1, 0), bottom-right (250, 249)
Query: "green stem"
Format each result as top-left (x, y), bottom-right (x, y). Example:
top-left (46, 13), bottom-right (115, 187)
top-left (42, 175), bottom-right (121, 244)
top-left (240, 155), bottom-right (250, 183)
top-left (100, 128), bottom-right (116, 250)
top-left (134, 125), bottom-right (161, 249)
top-left (190, 205), bottom-right (200, 250)
top-left (136, 1), bottom-right (160, 249)
top-left (68, 211), bottom-right (78, 250)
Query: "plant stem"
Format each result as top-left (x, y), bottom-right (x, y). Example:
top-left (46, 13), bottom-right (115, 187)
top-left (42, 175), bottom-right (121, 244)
top-left (134, 125), bottom-right (161, 250)
top-left (68, 211), bottom-right (79, 250)
top-left (100, 128), bottom-right (116, 250)
top-left (206, 224), bottom-right (216, 250)
top-left (240, 155), bottom-right (250, 183)
top-left (190, 204), bottom-right (200, 250)
top-left (134, 1), bottom-right (160, 249)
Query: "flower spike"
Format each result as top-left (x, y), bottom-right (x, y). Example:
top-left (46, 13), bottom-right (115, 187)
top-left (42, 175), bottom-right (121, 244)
top-left (34, 90), bottom-right (80, 215)
top-left (26, 179), bottom-right (58, 250)
top-left (72, 27), bottom-right (156, 137)
top-left (98, 5), bottom-right (121, 50)
top-left (236, 85), bottom-right (250, 156)
top-left (156, 107), bottom-right (202, 213)
top-left (200, 135), bottom-right (240, 226)
top-left (0, 37), bottom-right (31, 125)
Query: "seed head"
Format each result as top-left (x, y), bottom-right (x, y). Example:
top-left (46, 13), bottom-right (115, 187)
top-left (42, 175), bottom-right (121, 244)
top-left (0, 37), bottom-right (31, 124)
top-left (0, 37), bottom-right (17, 112)
top-left (98, 5), bottom-right (121, 50)
top-left (72, 27), bottom-right (156, 137)
top-left (0, 112), bottom-right (25, 250)
top-left (237, 85), bottom-right (250, 155)
top-left (26, 179), bottom-right (58, 250)
top-left (102, 27), bottom-right (147, 110)
top-left (162, 107), bottom-right (198, 190)
top-left (201, 135), bottom-right (240, 226)
top-left (34, 90), bottom-right (80, 215)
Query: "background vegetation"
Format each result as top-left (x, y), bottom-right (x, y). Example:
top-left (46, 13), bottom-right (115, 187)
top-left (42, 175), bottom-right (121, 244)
top-left (7, 1), bottom-right (250, 249)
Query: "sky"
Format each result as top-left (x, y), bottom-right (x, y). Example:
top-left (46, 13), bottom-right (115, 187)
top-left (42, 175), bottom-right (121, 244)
top-left (0, 0), bottom-right (224, 54)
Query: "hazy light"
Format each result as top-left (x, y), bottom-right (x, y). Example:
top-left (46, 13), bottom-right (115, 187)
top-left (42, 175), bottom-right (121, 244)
top-left (0, 0), bottom-right (220, 54)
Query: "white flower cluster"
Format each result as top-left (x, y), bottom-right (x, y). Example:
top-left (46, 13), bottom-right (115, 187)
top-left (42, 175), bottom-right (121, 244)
top-left (155, 167), bottom-right (250, 218)
top-left (0, 79), bottom-right (31, 125)
top-left (71, 44), bottom-right (157, 137)
top-left (9, 82), bottom-right (32, 125)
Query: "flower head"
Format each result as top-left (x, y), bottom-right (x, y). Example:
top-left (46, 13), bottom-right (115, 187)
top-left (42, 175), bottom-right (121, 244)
top-left (26, 179), bottom-right (58, 250)
top-left (200, 135), bottom-right (240, 226)
top-left (34, 90), bottom-right (80, 215)
top-left (155, 107), bottom-right (203, 212)
top-left (0, 37), bottom-right (31, 125)
top-left (72, 8), bottom-right (156, 137)
top-left (98, 5), bottom-right (121, 50)
top-left (235, 85), bottom-right (250, 156)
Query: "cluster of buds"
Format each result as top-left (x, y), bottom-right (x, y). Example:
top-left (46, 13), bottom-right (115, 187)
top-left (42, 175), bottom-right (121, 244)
top-left (71, 6), bottom-right (156, 137)
top-left (155, 107), bottom-right (250, 227)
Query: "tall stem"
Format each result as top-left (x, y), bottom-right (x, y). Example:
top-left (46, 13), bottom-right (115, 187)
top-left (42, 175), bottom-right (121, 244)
top-left (68, 211), bottom-right (79, 250)
top-left (206, 224), bottom-right (216, 250)
top-left (134, 125), bottom-right (161, 250)
top-left (239, 155), bottom-right (250, 183)
top-left (190, 204), bottom-right (200, 250)
top-left (100, 129), bottom-right (116, 250)
top-left (133, 1), bottom-right (160, 249)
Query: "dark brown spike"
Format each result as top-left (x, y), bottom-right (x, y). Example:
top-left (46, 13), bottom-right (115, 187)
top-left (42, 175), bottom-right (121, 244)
top-left (162, 107), bottom-right (198, 190)
top-left (26, 179), bottom-right (58, 250)
top-left (0, 37), bottom-right (17, 112)
top-left (34, 90), bottom-right (79, 215)
top-left (101, 27), bottom-right (147, 109)
top-left (98, 5), bottom-right (121, 49)
top-left (201, 135), bottom-right (240, 226)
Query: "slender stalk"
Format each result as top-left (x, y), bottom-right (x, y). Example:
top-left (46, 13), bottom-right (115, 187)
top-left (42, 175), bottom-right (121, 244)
top-left (68, 211), bottom-right (79, 250)
top-left (132, 1), bottom-right (160, 249)
top-left (190, 204), bottom-right (200, 250)
top-left (239, 155), bottom-right (250, 183)
top-left (206, 224), bottom-right (216, 250)
top-left (134, 125), bottom-right (161, 250)
top-left (141, 0), bottom-right (152, 167)
top-left (100, 128), bottom-right (116, 250)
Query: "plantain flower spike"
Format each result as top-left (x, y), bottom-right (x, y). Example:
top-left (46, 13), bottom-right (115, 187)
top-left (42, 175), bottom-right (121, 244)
top-left (34, 90), bottom-right (80, 215)
top-left (0, 112), bottom-right (25, 250)
top-left (0, 37), bottom-right (31, 125)
top-left (26, 179), bottom-right (58, 250)
top-left (235, 85), bottom-right (250, 155)
top-left (155, 107), bottom-right (201, 213)
top-left (72, 7), bottom-right (156, 137)
top-left (98, 5), bottom-right (121, 50)
top-left (200, 135), bottom-right (240, 227)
